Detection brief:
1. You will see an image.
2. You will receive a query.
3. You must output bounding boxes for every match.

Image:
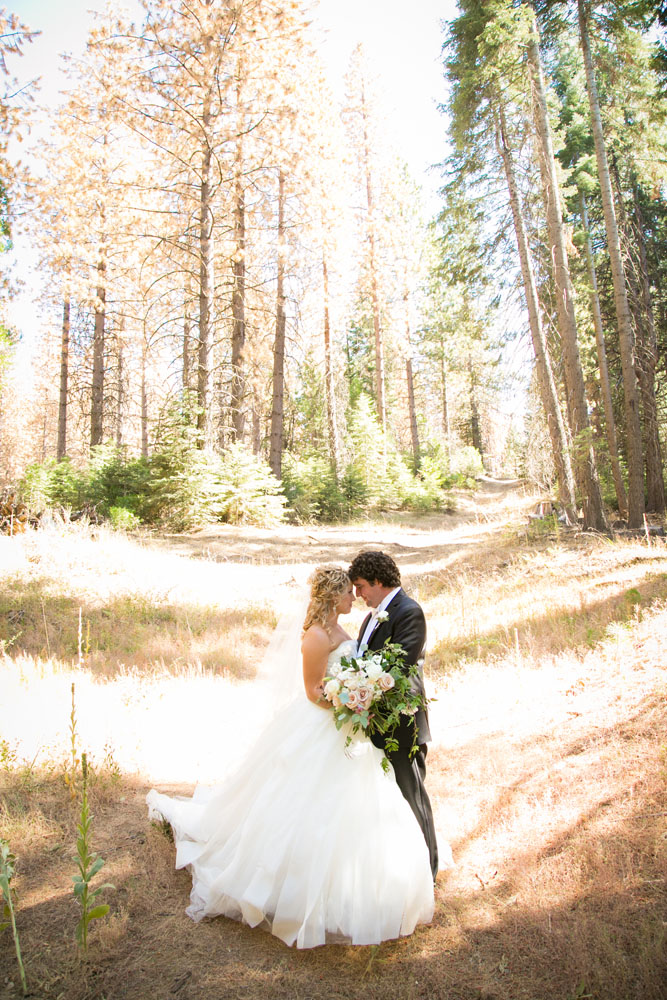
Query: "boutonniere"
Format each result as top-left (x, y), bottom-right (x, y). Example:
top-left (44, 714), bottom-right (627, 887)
top-left (375, 610), bottom-right (389, 623)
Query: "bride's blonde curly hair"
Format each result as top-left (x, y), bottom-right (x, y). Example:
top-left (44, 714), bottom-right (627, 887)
top-left (302, 565), bottom-right (351, 634)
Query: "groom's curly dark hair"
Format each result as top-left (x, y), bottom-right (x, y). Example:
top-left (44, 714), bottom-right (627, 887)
top-left (348, 551), bottom-right (401, 588)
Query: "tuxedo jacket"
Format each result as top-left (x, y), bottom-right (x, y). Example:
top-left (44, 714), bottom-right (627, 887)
top-left (357, 588), bottom-right (431, 748)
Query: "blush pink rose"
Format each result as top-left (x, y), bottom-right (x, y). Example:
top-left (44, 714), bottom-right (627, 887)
top-left (378, 673), bottom-right (395, 691)
top-left (356, 686), bottom-right (373, 710)
top-left (346, 690), bottom-right (360, 710)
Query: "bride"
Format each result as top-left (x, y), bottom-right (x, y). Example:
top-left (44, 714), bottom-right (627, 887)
top-left (147, 565), bottom-right (435, 949)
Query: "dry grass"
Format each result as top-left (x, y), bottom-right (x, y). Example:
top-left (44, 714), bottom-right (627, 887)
top-left (1, 481), bottom-right (666, 1000)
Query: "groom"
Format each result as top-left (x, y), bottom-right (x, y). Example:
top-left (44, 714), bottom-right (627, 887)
top-left (348, 550), bottom-right (439, 880)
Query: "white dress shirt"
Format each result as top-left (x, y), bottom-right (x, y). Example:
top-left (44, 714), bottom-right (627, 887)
top-left (359, 587), bottom-right (401, 650)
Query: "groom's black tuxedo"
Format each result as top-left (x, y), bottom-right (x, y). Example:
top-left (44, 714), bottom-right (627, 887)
top-left (358, 588), bottom-right (439, 879)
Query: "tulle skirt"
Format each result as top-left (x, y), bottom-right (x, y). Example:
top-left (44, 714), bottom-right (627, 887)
top-left (147, 694), bottom-right (434, 948)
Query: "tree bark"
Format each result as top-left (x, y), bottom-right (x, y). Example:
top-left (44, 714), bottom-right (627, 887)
top-left (230, 126), bottom-right (246, 442)
top-left (403, 294), bottom-right (420, 471)
top-left (496, 105), bottom-right (577, 522)
top-left (631, 180), bottom-right (664, 513)
top-left (361, 78), bottom-right (386, 433)
top-left (468, 358), bottom-right (483, 460)
top-left (440, 354), bottom-right (450, 460)
top-left (609, 157), bottom-right (663, 512)
top-left (269, 169), bottom-right (287, 480)
top-left (116, 337), bottom-right (123, 447)
top-left (527, 13), bottom-right (607, 532)
top-left (183, 287), bottom-right (191, 393)
top-left (90, 257), bottom-right (106, 449)
top-left (57, 297), bottom-right (70, 461)
top-left (322, 253), bottom-right (340, 477)
top-left (579, 190), bottom-right (628, 517)
top-left (196, 92), bottom-right (214, 448)
top-left (141, 341), bottom-right (148, 460)
top-left (577, 0), bottom-right (645, 527)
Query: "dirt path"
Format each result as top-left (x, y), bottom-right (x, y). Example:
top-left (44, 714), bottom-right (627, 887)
top-left (145, 476), bottom-right (535, 609)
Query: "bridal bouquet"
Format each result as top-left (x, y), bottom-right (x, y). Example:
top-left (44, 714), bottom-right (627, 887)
top-left (322, 642), bottom-right (425, 769)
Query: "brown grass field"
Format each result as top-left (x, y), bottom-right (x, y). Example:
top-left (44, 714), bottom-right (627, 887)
top-left (1, 479), bottom-right (665, 1000)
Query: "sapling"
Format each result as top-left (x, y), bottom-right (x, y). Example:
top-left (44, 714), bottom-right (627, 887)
top-left (0, 839), bottom-right (28, 995)
top-left (72, 753), bottom-right (114, 955)
top-left (64, 681), bottom-right (79, 799)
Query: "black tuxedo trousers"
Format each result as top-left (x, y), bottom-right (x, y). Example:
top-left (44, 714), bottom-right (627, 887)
top-left (358, 590), bottom-right (439, 879)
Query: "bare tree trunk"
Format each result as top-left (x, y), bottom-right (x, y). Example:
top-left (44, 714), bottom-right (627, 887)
top-left (361, 78), bottom-right (386, 433)
top-left (116, 337), bottom-right (123, 447)
top-left (578, 0), bottom-right (644, 527)
top-left (631, 181), bottom-right (664, 513)
top-left (579, 191), bottom-right (628, 517)
top-left (269, 169), bottom-right (286, 480)
top-left (322, 253), bottom-right (340, 477)
top-left (403, 294), bottom-right (420, 471)
top-left (468, 359), bottom-right (483, 460)
top-left (496, 106), bottom-right (577, 522)
top-left (197, 96), bottom-right (214, 448)
top-left (183, 284), bottom-right (192, 393)
top-left (230, 129), bottom-right (246, 442)
top-left (609, 158), bottom-right (662, 511)
top-left (91, 257), bottom-right (106, 449)
top-left (251, 392), bottom-right (261, 455)
top-left (527, 14), bottom-right (607, 532)
top-left (141, 341), bottom-right (148, 460)
top-left (57, 297), bottom-right (70, 461)
top-left (440, 354), bottom-right (450, 460)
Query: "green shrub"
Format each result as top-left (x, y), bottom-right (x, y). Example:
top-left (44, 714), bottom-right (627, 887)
top-left (21, 458), bottom-right (88, 512)
top-left (281, 454), bottom-right (347, 522)
top-left (87, 445), bottom-right (150, 515)
top-left (449, 445), bottom-right (484, 480)
top-left (214, 443), bottom-right (286, 526)
top-left (108, 506), bottom-right (142, 531)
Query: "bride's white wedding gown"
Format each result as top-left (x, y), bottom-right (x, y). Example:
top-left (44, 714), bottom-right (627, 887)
top-left (146, 639), bottom-right (434, 949)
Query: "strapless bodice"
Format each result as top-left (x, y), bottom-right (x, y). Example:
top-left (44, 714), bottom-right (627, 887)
top-left (327, 639), bottom-right (357, 670)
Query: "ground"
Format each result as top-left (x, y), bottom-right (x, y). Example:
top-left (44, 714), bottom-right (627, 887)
top-left (1, 479), bottom-right (665, 1000)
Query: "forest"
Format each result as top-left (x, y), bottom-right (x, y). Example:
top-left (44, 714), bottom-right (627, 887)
top-left (0, 0), bottom-right (663, 529)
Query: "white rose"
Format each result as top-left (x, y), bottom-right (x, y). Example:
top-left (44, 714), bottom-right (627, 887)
top-left (344, 674), bottom-right (362, 690)
top-left (378, 672), bottom-right (395, 691)
top-left (375, 610), bottom-right (389, 623)
top-left (324, 679), bottom-right (340, 698)
top-left (365, 662), bottom-right (383, 681)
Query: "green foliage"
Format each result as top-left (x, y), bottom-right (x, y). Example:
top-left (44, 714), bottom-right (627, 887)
top-left (20, 410), bottom-right (285, 530)
top-left (0, 839), bottom-right (28, 995)
top-left (18, 396), bottom-right (460, 528)
top-left (0, 323), bottom-right (16, 383)
top-left (108, 505), bottom-right (142, 530)
top-left (281, 453), bottom-right (343, 522)
top-left (72, 753), bottom-right (113, 955)
top-left (449, 445), bottom-right (484, 480)
top-left (284, 395), bottom-right (451, 519)
top-left (214, 443), bottom-right (286, 526)
top-left (87, 445), bottom-right (150, 515)
top-left (21, 458), bottom-right (88, 512)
